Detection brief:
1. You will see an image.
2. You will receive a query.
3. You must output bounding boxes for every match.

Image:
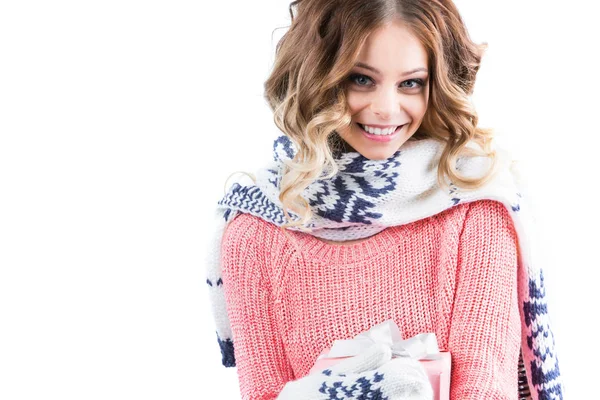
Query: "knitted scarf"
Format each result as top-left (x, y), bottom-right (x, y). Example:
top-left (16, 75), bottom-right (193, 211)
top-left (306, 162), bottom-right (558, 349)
top-left (205, 134), bottom-right (564, 399)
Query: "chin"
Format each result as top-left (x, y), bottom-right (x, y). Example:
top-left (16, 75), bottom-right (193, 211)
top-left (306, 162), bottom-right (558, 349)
top-left (356, 136), bottom-right (412, 160)
top-left (357, 149), bottom-right (400, 161)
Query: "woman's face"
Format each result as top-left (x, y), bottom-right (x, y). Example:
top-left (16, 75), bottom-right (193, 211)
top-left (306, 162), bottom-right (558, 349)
top-left (336, 19), bottom-right (430, 160)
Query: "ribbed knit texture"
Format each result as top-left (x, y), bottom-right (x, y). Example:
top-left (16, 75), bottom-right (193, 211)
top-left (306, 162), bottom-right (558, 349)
top-left (221, 199), bottom-right (521, 400)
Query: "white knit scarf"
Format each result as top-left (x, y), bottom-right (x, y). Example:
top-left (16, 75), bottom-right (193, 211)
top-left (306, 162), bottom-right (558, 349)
top-left (205, 134), bottom-right (564, 399)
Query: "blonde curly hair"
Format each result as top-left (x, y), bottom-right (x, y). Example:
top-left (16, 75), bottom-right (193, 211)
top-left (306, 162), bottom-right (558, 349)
top-left (229, 0), bottom-right (499, 232)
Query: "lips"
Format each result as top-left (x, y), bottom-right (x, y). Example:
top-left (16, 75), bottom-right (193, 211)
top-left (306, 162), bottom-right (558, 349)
top-left (355, 122), bottom-right (407, 143)
top-left (357, 123), bottom-right (400, 132)
top-left (357, 123), bottom-right (405, 135)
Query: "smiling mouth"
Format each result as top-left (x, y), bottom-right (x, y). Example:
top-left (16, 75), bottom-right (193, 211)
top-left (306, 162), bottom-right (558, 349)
top-left (356, 123), bottom-right (406, 136)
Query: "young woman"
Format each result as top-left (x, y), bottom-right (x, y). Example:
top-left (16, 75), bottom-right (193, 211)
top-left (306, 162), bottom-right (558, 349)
top-left (206, 1), bottom-right (564, 399)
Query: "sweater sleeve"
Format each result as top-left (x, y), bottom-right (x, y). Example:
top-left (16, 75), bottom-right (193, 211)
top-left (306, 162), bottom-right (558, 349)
top-left (448, 200), bottom-right (521, 399)
top-left (220, 213), bottom-right (295, 400)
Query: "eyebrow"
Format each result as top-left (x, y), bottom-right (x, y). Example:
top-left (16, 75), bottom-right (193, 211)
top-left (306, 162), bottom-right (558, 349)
top-left (354, 62), bottom-right (428, 76)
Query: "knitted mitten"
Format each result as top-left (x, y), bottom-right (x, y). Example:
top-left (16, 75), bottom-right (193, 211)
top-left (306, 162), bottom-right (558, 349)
top-left (276, 343), bottom-right (433, 400)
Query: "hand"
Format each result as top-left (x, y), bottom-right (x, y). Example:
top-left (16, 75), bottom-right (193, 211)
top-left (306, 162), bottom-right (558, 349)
top-left (276, 343), bottom-right (433, 400)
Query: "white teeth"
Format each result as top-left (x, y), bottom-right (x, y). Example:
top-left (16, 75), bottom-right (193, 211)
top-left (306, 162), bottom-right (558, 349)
top-left (361, 124), bottom-right (398, 135)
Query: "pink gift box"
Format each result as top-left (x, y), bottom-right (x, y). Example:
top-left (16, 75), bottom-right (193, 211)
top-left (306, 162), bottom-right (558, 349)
top-left (308, 348), bottom-right (452, 400)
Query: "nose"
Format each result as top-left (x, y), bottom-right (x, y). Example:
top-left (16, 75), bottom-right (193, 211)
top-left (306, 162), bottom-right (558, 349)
top-left (370, 87), bottom-right (400, 120)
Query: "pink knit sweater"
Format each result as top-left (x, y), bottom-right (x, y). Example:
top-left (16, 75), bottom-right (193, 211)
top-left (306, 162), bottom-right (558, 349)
top-left (221, 199), bottom-right (521, 399)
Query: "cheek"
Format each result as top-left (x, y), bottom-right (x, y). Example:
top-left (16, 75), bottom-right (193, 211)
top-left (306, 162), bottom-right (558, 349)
top-left (346, 92), bottom-right (367, 115)
top-left (404, 95), bottom-right (429, 119)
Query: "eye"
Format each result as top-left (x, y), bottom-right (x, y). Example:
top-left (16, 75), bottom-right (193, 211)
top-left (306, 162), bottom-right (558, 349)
top-left (348, 73), bottom-right (373, 87)
top-left (400, 79), bottom-right (426, 89)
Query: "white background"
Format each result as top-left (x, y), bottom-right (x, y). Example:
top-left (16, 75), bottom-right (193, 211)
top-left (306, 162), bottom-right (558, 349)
top-left (1, 1), bottom-right (597, 398)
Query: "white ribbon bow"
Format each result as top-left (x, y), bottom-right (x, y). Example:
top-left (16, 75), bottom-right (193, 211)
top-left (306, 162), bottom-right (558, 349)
top-left (318, 319), bottom-right (442, 361)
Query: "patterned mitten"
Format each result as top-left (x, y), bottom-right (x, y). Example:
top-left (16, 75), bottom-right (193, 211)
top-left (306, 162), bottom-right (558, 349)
top-left (276, 343), bottom-right (434, 400)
